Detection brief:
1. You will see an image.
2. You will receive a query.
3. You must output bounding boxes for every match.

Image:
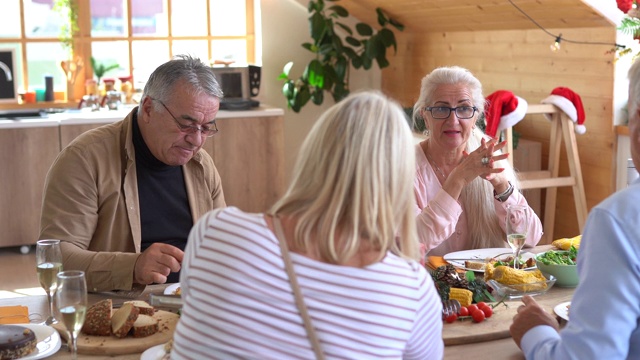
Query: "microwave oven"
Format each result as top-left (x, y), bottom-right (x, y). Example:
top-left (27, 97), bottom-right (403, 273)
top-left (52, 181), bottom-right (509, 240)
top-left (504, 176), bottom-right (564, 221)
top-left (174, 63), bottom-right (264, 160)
top-left (210, 65), bottom-right (261, 101)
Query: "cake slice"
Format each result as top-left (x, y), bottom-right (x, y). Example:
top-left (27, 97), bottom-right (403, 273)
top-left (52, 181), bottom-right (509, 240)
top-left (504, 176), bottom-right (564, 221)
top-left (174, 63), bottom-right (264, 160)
top-left (124, 300), bottom-right (155, 316)
top-left (81, 299), bottom-right (112, 336)
top-left (0, 325), bottom-right (36, 360)
top-left (111, 303), bottom-right (139, 338)
top-left (131, 314), bottom-right (159, 338)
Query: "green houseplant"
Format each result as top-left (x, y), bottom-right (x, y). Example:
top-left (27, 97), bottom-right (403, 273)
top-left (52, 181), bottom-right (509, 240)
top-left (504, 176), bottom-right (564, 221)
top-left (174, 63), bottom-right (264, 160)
top-left (90, 57), bottom-right (120, 85)
top-left (279, 0), bottom-right (404, 112)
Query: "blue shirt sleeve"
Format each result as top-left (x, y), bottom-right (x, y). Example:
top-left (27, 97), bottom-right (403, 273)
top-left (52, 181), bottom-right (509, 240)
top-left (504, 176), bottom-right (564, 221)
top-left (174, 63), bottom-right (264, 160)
top-left (520, 189), bottom-right (640, 359)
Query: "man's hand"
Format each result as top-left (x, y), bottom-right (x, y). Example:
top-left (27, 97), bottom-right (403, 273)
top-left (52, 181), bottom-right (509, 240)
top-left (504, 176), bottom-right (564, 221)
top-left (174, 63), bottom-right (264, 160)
top-left (134, 243), bottom-right (184, 285)
top-left (510, 295), bottom-right (560, 348)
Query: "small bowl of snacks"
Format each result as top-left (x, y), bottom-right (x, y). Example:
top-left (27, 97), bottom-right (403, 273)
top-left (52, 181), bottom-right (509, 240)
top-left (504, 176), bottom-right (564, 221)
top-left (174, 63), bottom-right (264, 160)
top-left (535, 249), bottom-right (579, 288)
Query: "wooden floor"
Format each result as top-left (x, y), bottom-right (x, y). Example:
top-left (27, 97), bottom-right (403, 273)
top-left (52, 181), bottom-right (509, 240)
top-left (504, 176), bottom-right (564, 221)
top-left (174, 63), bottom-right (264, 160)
top-left (0, 245), bottom-right (43, 294)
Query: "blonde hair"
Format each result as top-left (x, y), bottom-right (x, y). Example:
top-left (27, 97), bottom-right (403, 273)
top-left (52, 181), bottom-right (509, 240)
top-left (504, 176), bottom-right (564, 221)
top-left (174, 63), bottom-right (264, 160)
top-left (270, 91), bottom-right (419, 262)
top-left (414, 66), bottom-right (521, 249)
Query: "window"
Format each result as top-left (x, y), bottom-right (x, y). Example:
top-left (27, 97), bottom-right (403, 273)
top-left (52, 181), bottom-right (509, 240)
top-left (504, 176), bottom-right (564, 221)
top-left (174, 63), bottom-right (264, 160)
top-left (0, 0), bottom-right (256, 100)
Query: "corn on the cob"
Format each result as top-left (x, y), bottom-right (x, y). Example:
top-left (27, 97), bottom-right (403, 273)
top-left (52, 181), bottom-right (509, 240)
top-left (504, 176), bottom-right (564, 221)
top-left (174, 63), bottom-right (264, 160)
top-left (484, 263), bottom-right (548, 291)
top-left (552, 235), bottom-right (581, 250)
top-left (448, 288), bottom-right (473, 307)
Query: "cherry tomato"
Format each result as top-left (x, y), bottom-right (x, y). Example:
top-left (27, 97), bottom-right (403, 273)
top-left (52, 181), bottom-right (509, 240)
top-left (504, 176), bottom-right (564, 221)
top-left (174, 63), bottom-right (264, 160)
top-left (476, 302), bottom-right (488, 309)
top-left (458, 306), bottom-right (469, 317)
top-left (445, 314), bottom-right (458, 323)
top-left (481, 306), bottom-right (493, 318)
top-left (471, 309), bottom-right (486, 323)
top-left (467, 305), bottom-right (479, 314)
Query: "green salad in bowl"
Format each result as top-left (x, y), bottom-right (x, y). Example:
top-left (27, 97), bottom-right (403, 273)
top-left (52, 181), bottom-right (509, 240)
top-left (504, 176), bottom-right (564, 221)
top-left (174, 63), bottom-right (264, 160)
top-left (535, 246), bottom-right (579, 287)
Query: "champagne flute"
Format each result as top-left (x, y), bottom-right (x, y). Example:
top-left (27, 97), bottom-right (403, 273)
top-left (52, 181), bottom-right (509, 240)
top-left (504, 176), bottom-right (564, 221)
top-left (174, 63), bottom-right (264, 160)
top-left (506, 204), bottom-right (529, 269)
top-left (36, 239), bottom-right (63, 325)
top-left (55, 270), bottom-right (87, 360)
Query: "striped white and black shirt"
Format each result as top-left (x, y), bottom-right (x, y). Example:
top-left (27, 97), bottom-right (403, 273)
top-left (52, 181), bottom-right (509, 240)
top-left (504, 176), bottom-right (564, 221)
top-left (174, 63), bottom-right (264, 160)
top-left (172, 207), bottom-right (443, 359)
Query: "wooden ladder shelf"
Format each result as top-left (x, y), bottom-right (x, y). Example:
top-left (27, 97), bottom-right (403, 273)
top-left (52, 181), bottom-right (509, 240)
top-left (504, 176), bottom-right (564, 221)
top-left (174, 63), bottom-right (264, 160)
top-left (505, 104), bottom-right (588, 243)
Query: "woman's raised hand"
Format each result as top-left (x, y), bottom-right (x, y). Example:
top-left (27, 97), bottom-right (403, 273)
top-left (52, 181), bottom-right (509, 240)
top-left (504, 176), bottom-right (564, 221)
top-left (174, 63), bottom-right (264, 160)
top-left (455, 138), bottom-right (509, 185)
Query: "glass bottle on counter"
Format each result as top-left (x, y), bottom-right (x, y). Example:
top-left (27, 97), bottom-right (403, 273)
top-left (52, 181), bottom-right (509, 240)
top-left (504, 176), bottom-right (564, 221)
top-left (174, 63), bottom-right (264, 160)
top-left (118, 75), bottom-right (133, 104)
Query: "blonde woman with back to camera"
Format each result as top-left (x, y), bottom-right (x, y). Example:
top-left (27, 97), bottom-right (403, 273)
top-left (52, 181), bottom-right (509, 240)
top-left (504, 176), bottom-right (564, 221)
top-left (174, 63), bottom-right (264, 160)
top-left (412, 66), bottom-right (543, 256)
top-left (171, 91), bottom-right (444, 359)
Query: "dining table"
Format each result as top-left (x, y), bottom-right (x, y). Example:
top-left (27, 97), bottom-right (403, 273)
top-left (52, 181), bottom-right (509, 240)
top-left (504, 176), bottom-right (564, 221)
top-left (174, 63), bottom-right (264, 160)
top-left (441, 244), bottom-right (574, 359)
top-left (0, 244), bottom-right (574, 360)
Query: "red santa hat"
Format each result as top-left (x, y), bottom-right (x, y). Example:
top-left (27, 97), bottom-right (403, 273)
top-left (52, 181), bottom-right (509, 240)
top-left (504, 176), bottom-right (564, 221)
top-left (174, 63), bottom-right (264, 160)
top-left (483, 90), bottom-right (528, 138)
top-left (541, 87), bottom-right (586, 134)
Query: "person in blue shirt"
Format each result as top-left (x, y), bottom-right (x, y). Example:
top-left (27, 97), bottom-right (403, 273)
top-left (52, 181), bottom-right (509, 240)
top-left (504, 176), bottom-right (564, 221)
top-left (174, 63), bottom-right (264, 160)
top-left (509, 60), bottom-right (640, 358)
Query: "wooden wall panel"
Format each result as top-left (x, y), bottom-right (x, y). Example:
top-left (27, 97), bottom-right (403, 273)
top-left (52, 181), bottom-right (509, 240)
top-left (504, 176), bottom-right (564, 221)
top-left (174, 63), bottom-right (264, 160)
top-left (384, 26), bottom-right (618, 240)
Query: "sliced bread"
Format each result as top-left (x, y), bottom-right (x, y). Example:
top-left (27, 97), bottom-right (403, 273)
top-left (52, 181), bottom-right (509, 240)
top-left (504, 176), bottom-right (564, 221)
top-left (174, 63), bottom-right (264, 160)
top-left (131, 314), bottom-right (159, 338)
top-left (81, 299), bottom-right (112, 336)
top-left (124, 300), bottom-right (155, 316)
top-left (111, 303), bottom-right (139, 338)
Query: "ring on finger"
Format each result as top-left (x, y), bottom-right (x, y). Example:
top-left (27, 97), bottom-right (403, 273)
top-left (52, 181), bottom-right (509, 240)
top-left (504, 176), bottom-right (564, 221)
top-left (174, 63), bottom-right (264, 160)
top-left (481, 156), bottom-right (490, 165)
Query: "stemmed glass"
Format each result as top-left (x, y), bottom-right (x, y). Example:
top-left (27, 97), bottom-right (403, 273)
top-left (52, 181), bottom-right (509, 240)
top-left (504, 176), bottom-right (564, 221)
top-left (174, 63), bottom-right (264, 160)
top-left (36, 239), bottom-right (63, 325)
top-left (55, 270), bottom-right (87, 360)
top-left (506, 204), bottom-right (529, 269)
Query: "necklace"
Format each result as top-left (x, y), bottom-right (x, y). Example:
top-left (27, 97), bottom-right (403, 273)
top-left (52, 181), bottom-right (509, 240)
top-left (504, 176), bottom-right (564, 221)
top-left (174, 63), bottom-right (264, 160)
top-left (425, 152), bottom-right (447, 180)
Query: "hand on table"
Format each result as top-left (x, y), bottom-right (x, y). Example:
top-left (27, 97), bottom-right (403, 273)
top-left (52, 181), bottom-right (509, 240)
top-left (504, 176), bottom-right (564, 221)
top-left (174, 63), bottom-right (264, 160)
top-left (510, 295), bottom-right (560, 349)
top-left (134, 243), bottom-right (184, 285)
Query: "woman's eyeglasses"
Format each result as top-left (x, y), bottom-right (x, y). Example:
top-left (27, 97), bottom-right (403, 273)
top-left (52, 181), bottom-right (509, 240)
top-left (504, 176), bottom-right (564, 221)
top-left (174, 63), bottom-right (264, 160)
top-left (153, 98), bottom-right (218, 137)
top-left (425, 106), bottom-right (478, 120)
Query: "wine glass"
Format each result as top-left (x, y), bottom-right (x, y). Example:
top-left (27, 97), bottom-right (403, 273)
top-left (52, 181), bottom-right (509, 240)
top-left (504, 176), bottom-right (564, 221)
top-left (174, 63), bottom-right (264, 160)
top-left (506, 204), bottom-right (529, 269)
top-left (55, 270), bottom-right (87, 360)
top-left (36, 239), bottom-right (63, 325)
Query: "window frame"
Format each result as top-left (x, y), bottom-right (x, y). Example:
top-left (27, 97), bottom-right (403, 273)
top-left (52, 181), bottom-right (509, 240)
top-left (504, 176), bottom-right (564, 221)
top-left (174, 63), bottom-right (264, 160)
top-left (0, 0), bottom-right (256, 106)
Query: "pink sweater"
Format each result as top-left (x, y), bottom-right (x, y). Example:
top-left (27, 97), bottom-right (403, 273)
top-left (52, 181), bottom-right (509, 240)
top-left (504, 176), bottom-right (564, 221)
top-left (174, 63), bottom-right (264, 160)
top-left (413, 144), bottom-right (543, 256)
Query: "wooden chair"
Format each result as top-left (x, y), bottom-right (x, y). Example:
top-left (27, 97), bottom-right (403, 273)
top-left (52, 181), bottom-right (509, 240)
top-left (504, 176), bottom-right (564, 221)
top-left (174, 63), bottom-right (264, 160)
top-left (504, 103), bottom-right (588, 244)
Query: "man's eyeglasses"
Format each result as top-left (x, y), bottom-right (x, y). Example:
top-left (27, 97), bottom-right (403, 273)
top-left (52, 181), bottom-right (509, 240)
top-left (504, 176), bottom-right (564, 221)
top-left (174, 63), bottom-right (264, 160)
top-left (152, 98), bottom-right (218, 137)
top-left (425, 106), bottom-right (478, 120)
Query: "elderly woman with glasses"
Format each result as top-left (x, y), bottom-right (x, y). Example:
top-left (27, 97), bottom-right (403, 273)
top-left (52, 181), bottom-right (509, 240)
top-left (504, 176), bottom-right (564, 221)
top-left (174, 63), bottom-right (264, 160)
top-left (412, 66), bottom-right (542, 256)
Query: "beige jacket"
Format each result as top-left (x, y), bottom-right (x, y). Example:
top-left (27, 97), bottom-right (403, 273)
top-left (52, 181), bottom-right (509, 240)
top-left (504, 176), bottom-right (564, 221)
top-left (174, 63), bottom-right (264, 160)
top-left (39, 108), bottom-right (225, 292)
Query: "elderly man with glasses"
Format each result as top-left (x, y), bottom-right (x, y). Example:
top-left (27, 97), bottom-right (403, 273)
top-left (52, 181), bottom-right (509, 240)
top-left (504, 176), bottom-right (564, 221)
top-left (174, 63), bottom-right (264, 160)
top-left (39, 55), bottom-right (226, 292)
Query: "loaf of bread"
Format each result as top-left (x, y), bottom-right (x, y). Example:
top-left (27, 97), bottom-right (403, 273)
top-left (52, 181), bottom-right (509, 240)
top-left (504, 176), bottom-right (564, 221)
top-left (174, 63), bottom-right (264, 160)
top-left (81, 299), bottom-right (112, 336)
top-left (131, 314), bottom-right (159, 338)
top-left (111, 303), bottom-right (139, 338)
top-left (124, 300), bottom-right (155, 316)
top-left (464, 260), bottom-right (486, 271)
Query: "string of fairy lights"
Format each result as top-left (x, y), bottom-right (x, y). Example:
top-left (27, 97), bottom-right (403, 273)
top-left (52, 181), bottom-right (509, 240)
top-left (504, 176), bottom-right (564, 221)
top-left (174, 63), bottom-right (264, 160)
top-left (507, 0), bottom-right (626, 52)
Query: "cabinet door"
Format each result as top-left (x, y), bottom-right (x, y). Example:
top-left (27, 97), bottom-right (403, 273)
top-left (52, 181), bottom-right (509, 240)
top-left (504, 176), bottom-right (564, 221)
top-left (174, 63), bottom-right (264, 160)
top-left (203, 115), bottom-right (285, 213)
top-left (0, 126), bottom-right (59, 247)
top-left (60, 124), bottom-right (106, 148)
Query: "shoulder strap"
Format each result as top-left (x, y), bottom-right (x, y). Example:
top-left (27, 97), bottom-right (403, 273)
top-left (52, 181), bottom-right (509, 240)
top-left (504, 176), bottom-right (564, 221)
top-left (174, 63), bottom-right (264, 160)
top-left (272, 216), bottom-right (325, 360)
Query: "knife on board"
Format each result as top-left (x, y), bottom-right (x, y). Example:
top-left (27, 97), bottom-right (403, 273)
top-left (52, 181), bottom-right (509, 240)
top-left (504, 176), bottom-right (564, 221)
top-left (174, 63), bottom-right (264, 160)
top-left (149, 293), bottom-right (183, 309)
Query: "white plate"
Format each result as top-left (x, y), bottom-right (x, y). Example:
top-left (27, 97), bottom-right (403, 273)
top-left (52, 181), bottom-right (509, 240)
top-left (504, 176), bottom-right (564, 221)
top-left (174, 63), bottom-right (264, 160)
top-left (554, 301), bottom-right (571, 321)
top-left (140, 343), bottom-right (168, 360)
top-left (16, 324), bottom-right (62, 360)
top-left (164, 283), bottom-right (181, 295)
top-left (443, 247), bottom-right (536, 272)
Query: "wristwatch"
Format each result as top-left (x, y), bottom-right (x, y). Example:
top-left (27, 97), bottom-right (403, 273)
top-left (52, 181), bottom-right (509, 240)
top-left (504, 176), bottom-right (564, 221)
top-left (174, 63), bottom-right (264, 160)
top-left (494, 181), bottom-right (514, 202)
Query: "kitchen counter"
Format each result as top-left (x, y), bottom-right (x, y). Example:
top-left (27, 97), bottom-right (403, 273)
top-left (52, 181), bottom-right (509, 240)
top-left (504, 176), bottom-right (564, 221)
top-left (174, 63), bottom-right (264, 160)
top-left (0, 105), bottom-right (285, 129)
top-left (0, 105), bottom-right (285, 249)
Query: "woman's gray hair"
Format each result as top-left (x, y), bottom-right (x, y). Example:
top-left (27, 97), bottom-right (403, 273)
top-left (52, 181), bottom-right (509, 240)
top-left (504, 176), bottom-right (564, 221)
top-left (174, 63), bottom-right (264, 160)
top-left (138, 54), bottom-right (223, 115)
top-left (412, 66), bottom-right (485, 132)
top-left (413, 66), bottom-right (521, 249)
top-left (270, 90), bottom-right (419, 262)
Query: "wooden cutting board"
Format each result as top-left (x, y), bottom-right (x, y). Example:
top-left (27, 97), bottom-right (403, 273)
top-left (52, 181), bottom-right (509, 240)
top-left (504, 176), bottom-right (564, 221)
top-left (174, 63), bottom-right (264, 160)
top-left (53, 309), bottom-right (179, 355)
top-left (442, 301), bottom-right (520, 346)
